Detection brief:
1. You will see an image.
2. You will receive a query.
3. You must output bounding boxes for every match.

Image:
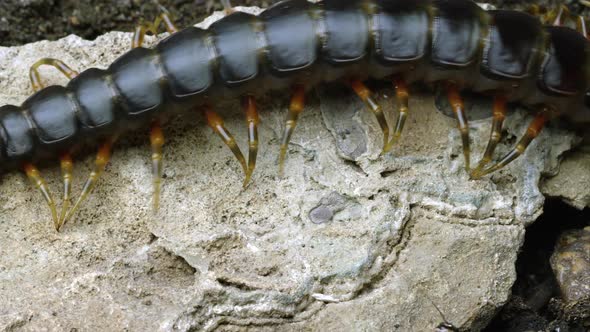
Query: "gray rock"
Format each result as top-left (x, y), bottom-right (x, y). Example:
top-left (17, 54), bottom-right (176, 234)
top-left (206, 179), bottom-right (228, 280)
top-left (0, 6), bottom-right (580, 332)
top-left (541, 142), bottom-right (590, 210)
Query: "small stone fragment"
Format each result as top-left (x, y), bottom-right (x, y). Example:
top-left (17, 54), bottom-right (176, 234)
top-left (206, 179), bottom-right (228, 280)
top-left (309, 192), bottom-right (348, 224)
top-left (550, 227), bottom-right (590, 322)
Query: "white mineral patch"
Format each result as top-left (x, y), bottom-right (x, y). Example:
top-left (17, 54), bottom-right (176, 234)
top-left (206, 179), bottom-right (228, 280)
top-left (0, 7), bottom-right (582, 332)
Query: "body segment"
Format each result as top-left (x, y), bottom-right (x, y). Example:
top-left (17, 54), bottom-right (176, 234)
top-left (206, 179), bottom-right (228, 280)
top-left (1, 0), bottom-right (590, 228)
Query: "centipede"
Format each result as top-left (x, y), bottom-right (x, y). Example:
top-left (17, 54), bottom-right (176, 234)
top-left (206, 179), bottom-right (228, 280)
top-left (1, 0), bottom-right (589, 231)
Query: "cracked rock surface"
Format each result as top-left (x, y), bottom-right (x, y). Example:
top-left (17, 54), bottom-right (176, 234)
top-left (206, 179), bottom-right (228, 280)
top-left (0, 7), bottom-right (580, 332)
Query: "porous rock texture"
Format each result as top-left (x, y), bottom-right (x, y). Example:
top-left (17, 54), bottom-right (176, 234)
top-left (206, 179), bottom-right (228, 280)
top-left (0, 7), bottom-right (581, 332)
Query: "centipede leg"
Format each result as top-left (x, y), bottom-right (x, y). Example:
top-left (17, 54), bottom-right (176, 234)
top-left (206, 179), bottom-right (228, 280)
top-left (132, 6), bottom-right (178, 49)
top-left (29, 58), bottom-right (79, 92)
top-left (278, 85), bottom-right (305, 176)
top-left (530, 4), bottom-right (569, 25)
top-left (61, 138), bottom-right (116, 229)
top-left (57, 154), bottom-right (74, 229)
top-left (28, 59), bottom-right (79, 229)
top-left (242, 95), bottom-right (258, 186)
top-left (576, 15), bottom-right (589, 38)
top-left (204, 106), bottom-right (248, 177)
top-left (150, 121), bottom-right (165, 212)
top-left (447, 83), bottom-right (471, 172)
top-left (351, 79), bottom-right (391, 154)
top-left (388, 78), bottom-right (410, 149)
top-left (471, 96), bottom-right (507, 177)
top-left (131, 9), bottom-right (177, 212)
top-left (471, 110), bottom-right (550, 179)
top-left (221, 0), bottom-right (234, 14)
top-left (551, 5), bottom-right (571, 26)
top-left (23, 163), bottom-right (59, 230)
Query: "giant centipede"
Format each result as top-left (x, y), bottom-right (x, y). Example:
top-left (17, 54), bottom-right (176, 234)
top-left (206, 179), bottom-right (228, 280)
top-left (0, 0), bottom-right (589, 231)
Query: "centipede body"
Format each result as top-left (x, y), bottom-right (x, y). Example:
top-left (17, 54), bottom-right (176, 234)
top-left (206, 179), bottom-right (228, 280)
top-left (1, 0), bottom-right (589, 228)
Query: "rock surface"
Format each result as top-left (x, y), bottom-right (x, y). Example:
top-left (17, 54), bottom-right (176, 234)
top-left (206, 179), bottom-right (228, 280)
top-left (550, 227), bottom-right (590, 323)
top-left (0, 7), bottom-right (581, 332)
top-left (541, 141), bottom-right (590, 209)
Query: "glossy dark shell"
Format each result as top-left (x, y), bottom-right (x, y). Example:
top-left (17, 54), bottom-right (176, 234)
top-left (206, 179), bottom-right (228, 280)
top-left (0, 0), bottom-right (588, 172)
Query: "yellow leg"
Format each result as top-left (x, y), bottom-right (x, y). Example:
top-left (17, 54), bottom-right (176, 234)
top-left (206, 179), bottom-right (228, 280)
top-left (388, 78), bottom-right (410, 149)
top-left (350, 79), bottom-right (391, 154)
top-left (29, 58), bottom-right (79, 92)
top-left (242, 96), bottom-right (259, 186)
top-left (576, 15), bottom-right (589, 39)
top-left (205, 106), bottom-right (248, 177)
top-left (527, 4), bottom-right (573, 26)
top-left (447, 83), bottom-right (471, 172)
top-left (471, 110), bottom-right (551, 179)
top-left (132, 6), bottom-right (178, 48)
top-left (61, 138), bottom-right (116, 229)
top-left (471, 96), bottom-right (507, 177)
top-left (150, 121), bottom-right (165, 212)
top-left (23, 163), bottom-right (59, 230)
top-left (57, 154), bottom-right (74, 229)
top-left (551, 5), bottom-right (571, 26)
top-left (278, 85), bottom-right (306, 177)
top-left (132, 8), bottom-right (177, 212)
top-left (27, 58), bottom-right (78, 229)
top-left (221, 0), bottom-right (234, 14)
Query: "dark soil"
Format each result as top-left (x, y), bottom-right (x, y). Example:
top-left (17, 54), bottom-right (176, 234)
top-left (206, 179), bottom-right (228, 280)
top-left (0, 0), bottom-right (281, 46)
top-left (0, 0), bottom-right (576, 47)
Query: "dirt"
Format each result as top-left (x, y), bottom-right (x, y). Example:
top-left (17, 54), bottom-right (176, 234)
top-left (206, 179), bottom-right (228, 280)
top-left (0, 0), bottom-right (280, 47)
top-left (0, 0), bottom-right (577, 47)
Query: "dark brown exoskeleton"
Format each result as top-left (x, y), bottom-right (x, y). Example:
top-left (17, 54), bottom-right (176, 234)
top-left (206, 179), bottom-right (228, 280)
top-left (1, 0), bottom-right (589, 230)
